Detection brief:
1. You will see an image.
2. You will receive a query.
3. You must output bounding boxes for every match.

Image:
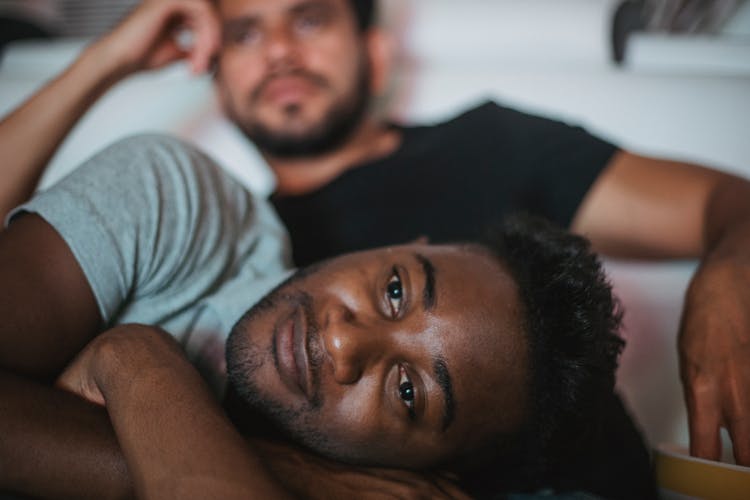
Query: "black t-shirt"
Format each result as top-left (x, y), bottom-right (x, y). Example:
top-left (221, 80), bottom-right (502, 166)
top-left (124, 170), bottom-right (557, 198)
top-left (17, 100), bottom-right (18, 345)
top-left (272, 101), bottom-right (616, 267)
top-left (272, 101), bottom-right (656, 499)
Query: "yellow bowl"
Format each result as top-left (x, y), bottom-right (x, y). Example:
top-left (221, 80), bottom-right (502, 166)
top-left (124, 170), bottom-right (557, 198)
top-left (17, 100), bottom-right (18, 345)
top-left (654, 444), bottom-right (750, 500)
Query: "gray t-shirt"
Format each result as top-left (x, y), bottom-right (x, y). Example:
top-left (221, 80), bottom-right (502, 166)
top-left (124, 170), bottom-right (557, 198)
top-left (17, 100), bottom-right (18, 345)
top-left (9, 134), bottom-right (293, 394)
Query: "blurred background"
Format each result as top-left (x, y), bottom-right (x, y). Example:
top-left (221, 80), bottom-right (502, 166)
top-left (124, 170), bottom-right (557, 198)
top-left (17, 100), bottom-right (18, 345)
top-left (1, 0), bottom-right (749, 468)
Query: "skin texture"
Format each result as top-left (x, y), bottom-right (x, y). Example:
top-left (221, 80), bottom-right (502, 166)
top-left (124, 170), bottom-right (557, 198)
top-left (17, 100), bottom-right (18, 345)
top-left (214, 0), bottom-right (400, 195)
top-left (52, 242), bottom-right (525, 499)
top-left (0, 0), bottom-right (749, 476)
top-left (0, 215), bottom-right (470, 499)
top-left (227, 243), bottom-right (528, 468)
top-left (56, 325), bottom-right (472, 499)
top-left (216, 0), bottom-right (367, 148)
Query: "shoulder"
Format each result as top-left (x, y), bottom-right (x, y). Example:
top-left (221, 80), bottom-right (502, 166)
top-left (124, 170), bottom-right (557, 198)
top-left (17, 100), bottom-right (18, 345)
top-left (443, 100), bottom-right (575, 134)
top-left (92, 133), bottom-right (229, 185)
top-left (442, 100), bottom-right (532, 126)
top-left (19, 133), bottom-right (263, 247)
top-left (412, 100), bottom-right (559, 149)
top-left (70, 133), bottom-right (252, 212)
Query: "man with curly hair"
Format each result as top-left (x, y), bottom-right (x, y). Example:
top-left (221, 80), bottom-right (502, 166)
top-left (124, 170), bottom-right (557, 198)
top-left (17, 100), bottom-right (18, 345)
top-left (2, 135), bottom-right (625, 498)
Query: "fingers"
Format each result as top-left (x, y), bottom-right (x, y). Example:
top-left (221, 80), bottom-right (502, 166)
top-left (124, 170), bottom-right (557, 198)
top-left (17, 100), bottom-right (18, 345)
top-left (682, 345), bottom-right (750, 465)
top-left (101, 0), bottom-right (220, 74)
top-left (725, 374), bottom-right (750, 465)
top-left (728, 417), bottom-right (750, 466)
top-left (683, 371), bottom-right (722, 461)
top-left (153, 0), bottom-right (221, 74)
top-left (150, 0), bottom-right (220, 74)
top-left (184, 1), bottom-right (221, 74)
top-left (146, 38), bottom-right (187, 69)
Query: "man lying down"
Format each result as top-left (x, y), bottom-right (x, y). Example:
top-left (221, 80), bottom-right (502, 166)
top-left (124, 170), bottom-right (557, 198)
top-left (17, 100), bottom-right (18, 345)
top-left (0, 135), bottom-right (627, 499)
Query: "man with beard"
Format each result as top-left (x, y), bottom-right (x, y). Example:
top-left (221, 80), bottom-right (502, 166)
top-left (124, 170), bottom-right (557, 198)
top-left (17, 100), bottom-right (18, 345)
top-left (0, 135), bottom-right (624, 497)
top-left (1, 0), bottom-right (750, 496)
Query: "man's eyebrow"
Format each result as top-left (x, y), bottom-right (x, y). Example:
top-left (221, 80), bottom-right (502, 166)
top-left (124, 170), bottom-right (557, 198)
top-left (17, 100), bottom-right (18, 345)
top-left (411, 254), bottom-right (453, 429)
top-left (433, 357), bottom-right (455, 431)
top-left (414, 253), bottom-right (435, 311)
top-left (290, 0), bottom-right (334, 16)
top-left (222, 16), bottom-right (258, 33)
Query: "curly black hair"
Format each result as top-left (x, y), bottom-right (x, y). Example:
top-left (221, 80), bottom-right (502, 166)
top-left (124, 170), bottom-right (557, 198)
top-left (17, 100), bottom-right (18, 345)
top-left (455, 215), bottom-right (625, 497)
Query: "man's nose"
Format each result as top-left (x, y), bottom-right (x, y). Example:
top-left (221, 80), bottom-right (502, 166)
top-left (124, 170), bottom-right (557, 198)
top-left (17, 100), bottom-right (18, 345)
top-left (321, 304), bottom-right (387, 384)
top-left (264, 25), bottom-right (299, 67)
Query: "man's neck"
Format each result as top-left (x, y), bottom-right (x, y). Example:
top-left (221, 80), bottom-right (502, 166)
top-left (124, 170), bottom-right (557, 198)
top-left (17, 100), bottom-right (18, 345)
top-left (267, 118), bottom-right (401, 197)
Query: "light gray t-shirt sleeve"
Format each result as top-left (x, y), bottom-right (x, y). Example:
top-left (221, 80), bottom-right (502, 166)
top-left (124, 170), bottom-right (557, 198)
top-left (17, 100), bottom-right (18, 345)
top-left (10, 134), bottom-right (290, 333)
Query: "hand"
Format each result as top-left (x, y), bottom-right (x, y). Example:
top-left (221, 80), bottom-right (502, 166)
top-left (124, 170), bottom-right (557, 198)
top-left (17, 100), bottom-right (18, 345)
top-left (679, 259), bottom-right (750, 465)
top-left (55, 324), bottom-right (181, 407)
top-left (253, 439), bottom-right (472, 500)
top-left (93, 0), bottom-right (221, 77)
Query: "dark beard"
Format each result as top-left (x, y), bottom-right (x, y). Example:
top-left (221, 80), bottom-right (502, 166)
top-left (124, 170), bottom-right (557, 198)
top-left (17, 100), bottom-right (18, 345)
top-left (235, 62), bottom-right (371, 159)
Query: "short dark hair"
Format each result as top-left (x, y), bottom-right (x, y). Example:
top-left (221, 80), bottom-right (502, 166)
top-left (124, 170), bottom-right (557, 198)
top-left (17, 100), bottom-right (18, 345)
top-left (348, 0), bottom-right (376, 31)
top-left (211, 1), bottom-right (376, 32)
top-left (455, 215), bottom-right (624, 496)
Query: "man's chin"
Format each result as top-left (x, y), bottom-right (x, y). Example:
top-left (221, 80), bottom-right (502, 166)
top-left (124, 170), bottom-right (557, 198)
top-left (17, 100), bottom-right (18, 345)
top-left (242, 125), bottom-right (347, 159)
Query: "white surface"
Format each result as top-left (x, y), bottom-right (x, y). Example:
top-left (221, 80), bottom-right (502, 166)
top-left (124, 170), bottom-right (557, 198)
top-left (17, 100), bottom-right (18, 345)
top-left (386, 0), bottom-right (619, 70)
top-left (626, 34), bottom-right (750, 76)
top-left (1, 0), bottom-right (749, 452)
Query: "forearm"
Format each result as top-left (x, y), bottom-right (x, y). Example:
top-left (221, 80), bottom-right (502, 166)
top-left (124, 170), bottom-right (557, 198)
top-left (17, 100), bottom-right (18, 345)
top-left (0, 370), bottom-right (132, 499)
top-left (90, 327), bottom-right (293, 499)
top-left (0, 40), bottom-right (125, 219)
top-left (703, 175), bottom-right (750, 260)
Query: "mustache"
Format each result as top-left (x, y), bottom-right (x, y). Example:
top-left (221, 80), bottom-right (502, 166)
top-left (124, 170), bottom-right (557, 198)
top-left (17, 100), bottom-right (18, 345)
top-left (251, 69), bottom-right (331, 103)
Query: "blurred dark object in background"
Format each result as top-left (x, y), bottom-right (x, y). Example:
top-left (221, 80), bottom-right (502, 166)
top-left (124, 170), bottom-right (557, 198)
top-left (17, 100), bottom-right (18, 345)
top-left (613, 1), bottom-right (647, 63)
top-left (644, 0), bottom-right (743, 33)
top-left (612, 0), bottom-right (746, 63)
top-left (0, 0), bottom-right (139, 63)
top-left (0, 0), bottom-right (139, 47)
top-left (0, 1), bottom-right (57, 58)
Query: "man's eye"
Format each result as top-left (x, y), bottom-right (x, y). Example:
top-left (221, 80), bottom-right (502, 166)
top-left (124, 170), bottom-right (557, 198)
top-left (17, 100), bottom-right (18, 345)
top-left (398, 365), bottom-right (416, 419)
top-left (294, 12), bottom-right (327, 34)
top-left (226, 25), bottom-right (261, 46)
top-left (386, 270), bottom-right (404, 317)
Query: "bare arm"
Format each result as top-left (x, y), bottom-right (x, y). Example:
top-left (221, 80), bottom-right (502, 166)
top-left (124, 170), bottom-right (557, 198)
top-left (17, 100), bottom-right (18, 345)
top-left (0, 216), bottom-right (469, 499)
top-left (57, 326), bottom-right (472, 500)
top-left (0, 0), bottom-right (220, 221)
top-left (0, 214), bottom-right (133, 498)
top-left (57, 325), bottom-right (293, 499)
top-left (572, 150), bottom-right (750, 465)
top-left (0, 372), bottom-right (132, 499)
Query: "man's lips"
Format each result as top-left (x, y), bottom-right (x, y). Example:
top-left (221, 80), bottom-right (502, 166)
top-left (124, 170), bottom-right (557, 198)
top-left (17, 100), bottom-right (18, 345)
top-left (275, 307), bottom-right (312, 401)
top-left (293, 306), bottom-right (312, 399)
top-left (258, 76), bottom-right (317, 105)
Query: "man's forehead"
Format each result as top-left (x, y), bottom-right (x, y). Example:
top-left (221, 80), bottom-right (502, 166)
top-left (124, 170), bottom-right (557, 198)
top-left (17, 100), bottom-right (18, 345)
top-left (218, 0), bottom-right (347, 18)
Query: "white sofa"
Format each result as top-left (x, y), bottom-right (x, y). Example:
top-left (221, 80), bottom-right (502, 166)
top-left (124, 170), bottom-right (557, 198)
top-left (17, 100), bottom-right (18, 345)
top-left (2, 0), bottom-right (749, 463)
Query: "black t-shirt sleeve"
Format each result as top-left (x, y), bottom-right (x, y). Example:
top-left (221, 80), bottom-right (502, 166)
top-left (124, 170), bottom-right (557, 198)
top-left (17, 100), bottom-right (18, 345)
top-left (451, 101), bottom-right (618, 228)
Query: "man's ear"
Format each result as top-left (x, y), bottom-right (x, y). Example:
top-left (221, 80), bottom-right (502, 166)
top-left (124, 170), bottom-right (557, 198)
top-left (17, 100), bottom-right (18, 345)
top-left (365, 28), bottom-right (394, 97)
